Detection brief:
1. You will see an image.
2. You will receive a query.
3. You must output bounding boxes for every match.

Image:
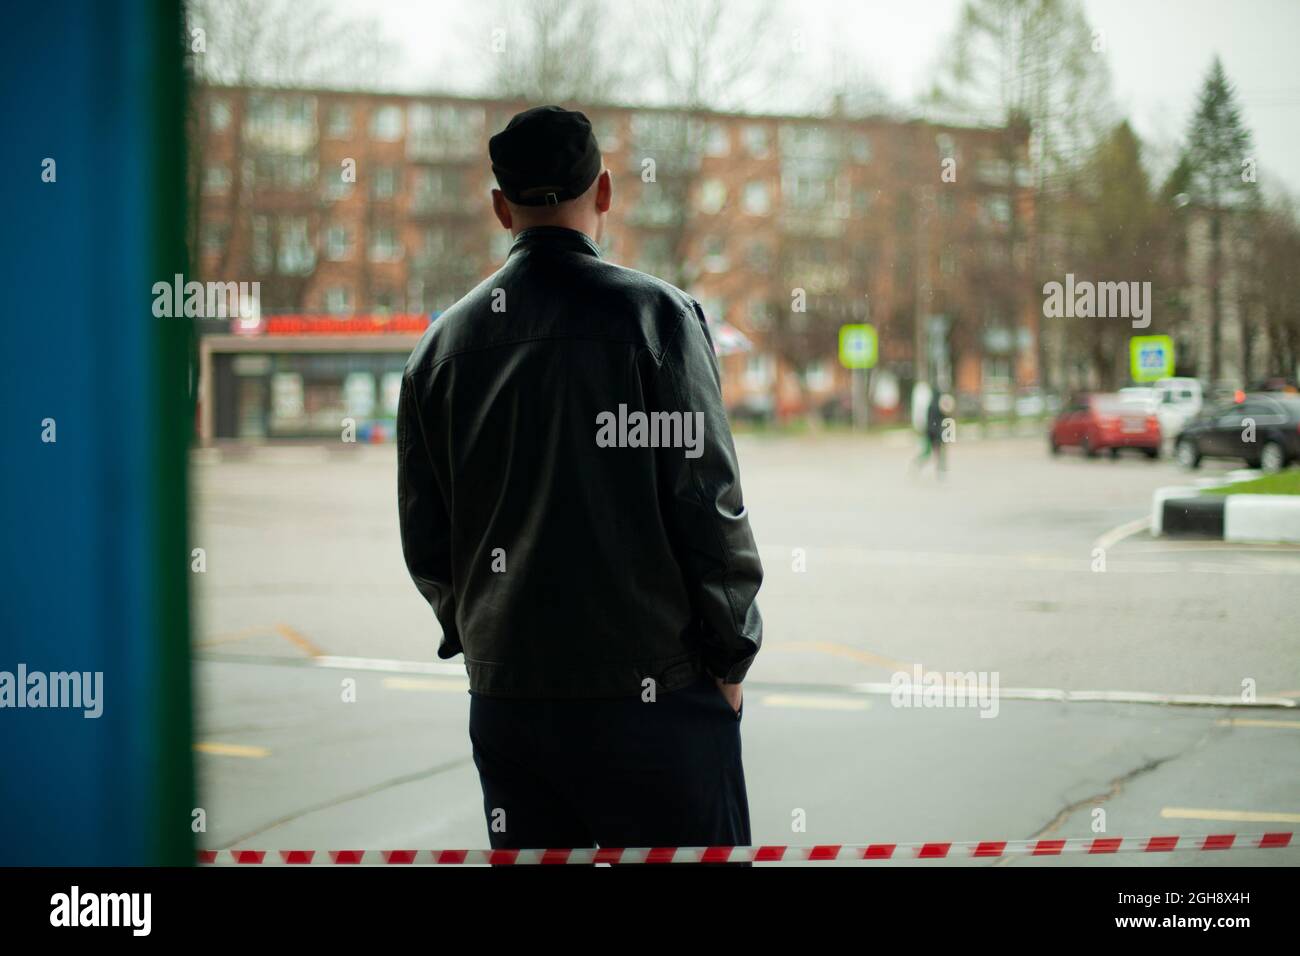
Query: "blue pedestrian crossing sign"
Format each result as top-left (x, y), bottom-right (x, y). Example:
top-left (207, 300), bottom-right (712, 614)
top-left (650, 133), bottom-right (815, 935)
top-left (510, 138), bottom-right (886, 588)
top-left (1130, 335), bottom-right (1174, 382)
top-left (839, 324), bottom-right (878, 370)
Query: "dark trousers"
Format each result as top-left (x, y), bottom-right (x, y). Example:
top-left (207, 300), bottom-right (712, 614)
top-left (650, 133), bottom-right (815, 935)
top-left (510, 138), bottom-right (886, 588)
top-left (469, 673), bottom-right (751, 861)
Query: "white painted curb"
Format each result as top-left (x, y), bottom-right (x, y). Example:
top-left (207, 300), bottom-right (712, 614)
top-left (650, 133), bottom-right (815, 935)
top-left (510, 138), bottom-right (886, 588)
top-left (1224, 495), bottom-right (1300, 544)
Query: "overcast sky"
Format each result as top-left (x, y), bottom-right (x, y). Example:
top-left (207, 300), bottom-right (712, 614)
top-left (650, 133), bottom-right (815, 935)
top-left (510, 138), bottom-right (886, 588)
top-left (362, 0), bottom-right (1300, 193)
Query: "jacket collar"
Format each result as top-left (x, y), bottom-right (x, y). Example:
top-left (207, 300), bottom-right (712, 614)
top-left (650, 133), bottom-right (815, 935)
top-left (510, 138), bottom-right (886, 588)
top-left (509, 226), bottom-right (603, 260)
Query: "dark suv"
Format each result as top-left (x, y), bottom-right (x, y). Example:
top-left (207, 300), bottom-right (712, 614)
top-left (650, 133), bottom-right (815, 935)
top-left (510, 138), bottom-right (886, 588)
top-left (1174, 394), bottom-right (1300, 472)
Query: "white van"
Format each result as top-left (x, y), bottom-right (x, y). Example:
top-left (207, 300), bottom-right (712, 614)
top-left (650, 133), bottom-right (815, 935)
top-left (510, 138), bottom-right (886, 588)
top-left (1119, 378), bottom-right (1203, 445)
top-left (1153, 377), bottom-right (1203, 439)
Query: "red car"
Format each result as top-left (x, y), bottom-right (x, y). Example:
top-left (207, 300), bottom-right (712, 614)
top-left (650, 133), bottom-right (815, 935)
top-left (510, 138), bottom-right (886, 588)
top-left (1050, 393), bottom-right (1161, 458)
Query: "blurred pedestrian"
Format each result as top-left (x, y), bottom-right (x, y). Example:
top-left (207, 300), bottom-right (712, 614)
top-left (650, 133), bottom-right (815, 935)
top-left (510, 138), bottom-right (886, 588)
top-left (396, 106), bottom-right (763, 861)
top-left (911, 383), bottom-right (950, 477)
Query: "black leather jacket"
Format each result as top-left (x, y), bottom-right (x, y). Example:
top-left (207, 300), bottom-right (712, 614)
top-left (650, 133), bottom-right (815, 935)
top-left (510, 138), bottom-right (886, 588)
top-left (397, 226), bottom-right (763, 698)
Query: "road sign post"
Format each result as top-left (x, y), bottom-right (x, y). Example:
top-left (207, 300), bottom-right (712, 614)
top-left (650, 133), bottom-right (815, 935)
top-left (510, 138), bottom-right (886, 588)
top-left (839, 324), bottom-right (878, 431)
top-left (1130, 335), bottom-right (1175, 383)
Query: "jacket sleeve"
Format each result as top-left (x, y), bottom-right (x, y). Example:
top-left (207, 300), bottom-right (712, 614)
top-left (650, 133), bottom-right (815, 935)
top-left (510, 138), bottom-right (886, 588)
top-left (652, 300), bottom-right (763, 683)
top-left (396, 371), bottom-right (461, 658)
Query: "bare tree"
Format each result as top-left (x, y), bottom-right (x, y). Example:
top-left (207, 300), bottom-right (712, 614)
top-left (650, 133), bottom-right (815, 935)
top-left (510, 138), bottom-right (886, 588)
top-left (629, 0), bottom-right (786, 286)
top-left (186, 0), bottom-right (397, 89)
top-left (184, 0), bottom-right (396, 310)
top-left (925, 0), bottom-right (1113, 396)
top-left (479, 0), bottom-right (626, 104)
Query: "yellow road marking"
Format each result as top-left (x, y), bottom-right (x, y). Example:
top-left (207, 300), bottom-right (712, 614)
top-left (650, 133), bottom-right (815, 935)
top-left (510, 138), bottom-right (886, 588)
top-left (1216, 718), bottom-right (1300, 730)
top-left (382, 677), bottom-right (469, 692)
top-left (761, 693), bottom-right (870, 711)
top-left (1161, 807), bottom-right (1300, 824)
top-left (196, 622), bottom-right (325, 658)
top-left (275, 622), bottom-right (324, 659)
top-left (194, 742), bottom-right (270, 759)
top-left (765, 639), bottom-right (911, 671)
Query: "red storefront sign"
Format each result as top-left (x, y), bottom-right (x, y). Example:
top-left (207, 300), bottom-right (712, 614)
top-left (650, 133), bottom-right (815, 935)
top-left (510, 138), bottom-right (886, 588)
top-left (231, 314), bottom-right (433, 336)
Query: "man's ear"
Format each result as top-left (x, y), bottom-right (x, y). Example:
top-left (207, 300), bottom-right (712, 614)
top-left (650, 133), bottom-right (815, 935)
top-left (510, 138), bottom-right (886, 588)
top-left (491, 189), bottom-right (513, 230)
top-left (594, 169), bottom-right (613, 214)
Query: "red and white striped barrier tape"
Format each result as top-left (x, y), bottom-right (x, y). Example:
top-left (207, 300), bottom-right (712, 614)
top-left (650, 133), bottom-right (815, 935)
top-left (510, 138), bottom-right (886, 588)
top-left (199, 831), bottom-right (1293, 864)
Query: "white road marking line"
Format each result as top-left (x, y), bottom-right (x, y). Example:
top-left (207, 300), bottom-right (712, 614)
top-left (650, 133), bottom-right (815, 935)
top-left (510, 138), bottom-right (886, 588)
top-left (756, 544), bottom-right (1300, 575)
top-left (844, 682), bottom-right (1296, 708)
top-left (194, 742), bottom-right (270, 758)
top-left (203, 654), bottom-right (1299, 710)
top-left (761, 693), bottom-right (870, 711)
top-left (313, 655), bottom-right (468, 676)
top-left (382, 676), bottom-right (469, 692)
top-left (1161, 807), bottom-right (1300, 824)
top-left (1216, 718), bottom-right (1300, 730)
top-left (1093, 515), bottom-right (1152, 553)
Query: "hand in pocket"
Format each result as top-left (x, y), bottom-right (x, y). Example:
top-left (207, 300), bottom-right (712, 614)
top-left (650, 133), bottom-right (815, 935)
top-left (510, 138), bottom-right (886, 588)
top-left (715, 677), bottom-right (742, 715)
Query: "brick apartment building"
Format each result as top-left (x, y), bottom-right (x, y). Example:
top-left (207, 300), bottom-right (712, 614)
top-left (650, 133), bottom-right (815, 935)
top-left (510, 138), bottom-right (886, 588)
top-left (193, 85), bottom-right (1036, 441)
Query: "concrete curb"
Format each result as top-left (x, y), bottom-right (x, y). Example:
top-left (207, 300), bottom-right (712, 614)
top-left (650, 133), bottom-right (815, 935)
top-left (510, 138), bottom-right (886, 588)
top-left (1153, 480), bottom-right (1300, 543)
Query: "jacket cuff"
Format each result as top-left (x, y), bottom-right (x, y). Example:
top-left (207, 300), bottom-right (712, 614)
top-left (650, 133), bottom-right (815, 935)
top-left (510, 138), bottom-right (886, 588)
top-left (703, 648), bottom-right (755, 684)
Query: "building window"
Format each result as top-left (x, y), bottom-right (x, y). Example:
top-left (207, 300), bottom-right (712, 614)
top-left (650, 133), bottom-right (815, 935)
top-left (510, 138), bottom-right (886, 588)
top-left (853, 186), bottom-right (875, 216)
top-left (209, 98), bottom-right (231, 132)
top-left (244, 93), bottom-right (317, 151)
top-left (742, 180), bottom-right (770, 215)
top-left (746, 241), bottom-right (772, 271)
top-left (325, 225), bottom-right (350, 261)
top-left (631, 188), bottom-right (684, 227)
top-left (251, 216), bottom-right (272, 273)
top-left (702, 236), bottom-right (729, 273)
top-left (704, 122), bottom-right (730, 157)
top-left (251, 154), bottom-right (318, 191)
top-left (371, 165), bottom-right (398, 200)
top-left (407, 103), bottom-right (485, 160)
top-left (370, 104), bottom-right (403, 142)
top-left (805, 360), bottom-right (832, 391)
top-left (411, 167), bottom-right (466, 212)
top-left (744, 353), bottom-right (774, 388)
top-left (324, 286), bottom-right (353, 315)
top-left (849, 132), bottom-right (872, 163)
top-left (369, 226), bottom-right (401, 262)
top-left (592, 115), bottom-right (621, 151)
top-left (743, 124), bottom-right (770, 158)
top-left (981, 195), bottom-right (1011, 225)
top-left (200, 222), bottom-right (228, 256)
top-left (202, 165), bottom-right (231, 195)
top-left (322, 174), bottom-right (353, 201)
top-left (977, 157), bottom-right (1012, 185)
top-left (779, 124), bottom-right (831, 161)
top-left (277, 216), bottom-right (315, 275)
top-left (782, 169), bottom-right (833, 210)
top-left (326, 104), bottom-right (352, 138)
top-left (698, 178), bottom-right (727, 214)
top-left (407, 278), bottom-right (426, 314)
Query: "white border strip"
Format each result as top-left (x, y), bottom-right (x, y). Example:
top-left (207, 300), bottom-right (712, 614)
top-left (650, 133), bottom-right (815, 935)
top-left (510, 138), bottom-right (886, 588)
top-left (200, 654), bottom-right (1297, 709)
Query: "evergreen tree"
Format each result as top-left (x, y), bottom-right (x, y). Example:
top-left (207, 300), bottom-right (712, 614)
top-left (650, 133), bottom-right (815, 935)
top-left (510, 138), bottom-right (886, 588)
top-left (1183, 57), bottom-right (1255, 381)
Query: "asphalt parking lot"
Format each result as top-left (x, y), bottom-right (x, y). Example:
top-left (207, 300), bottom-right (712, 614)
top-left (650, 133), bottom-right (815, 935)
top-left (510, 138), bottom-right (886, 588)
top-left (193, 431), bottom-right (1300, 864)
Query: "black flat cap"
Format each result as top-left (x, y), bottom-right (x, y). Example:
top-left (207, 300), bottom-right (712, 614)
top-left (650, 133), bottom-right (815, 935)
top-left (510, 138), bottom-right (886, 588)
top-left (489, 105), bottom-right (602, 206)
